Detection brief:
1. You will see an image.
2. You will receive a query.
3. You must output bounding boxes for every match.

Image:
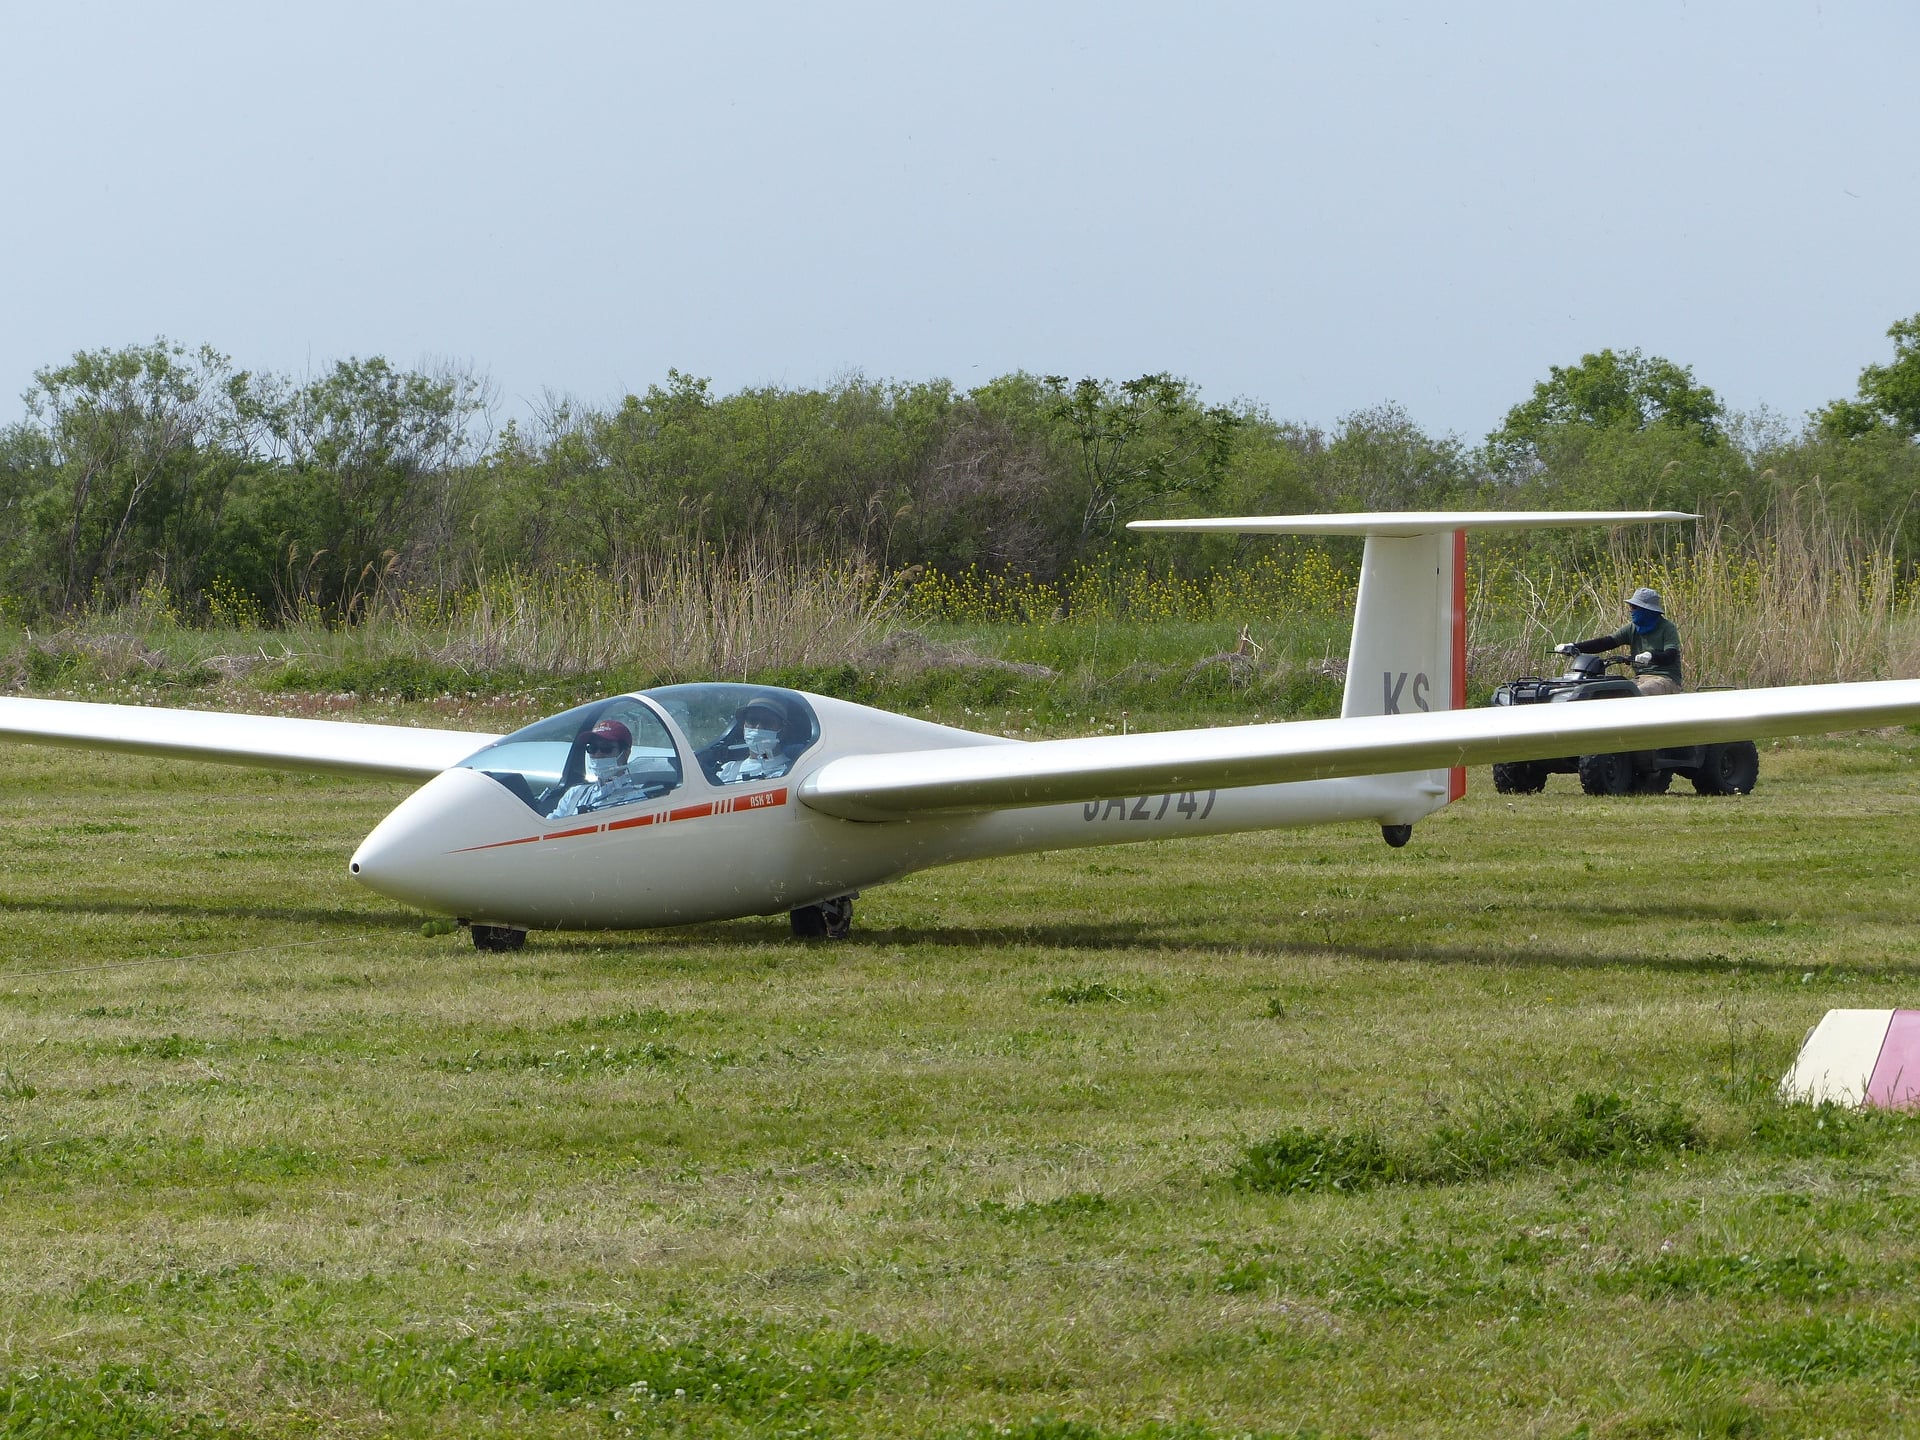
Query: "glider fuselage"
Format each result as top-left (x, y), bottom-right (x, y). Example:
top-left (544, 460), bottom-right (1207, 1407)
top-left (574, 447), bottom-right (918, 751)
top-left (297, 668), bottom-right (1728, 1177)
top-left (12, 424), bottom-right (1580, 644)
top-left (349, 690), bottom-right (1447, 930)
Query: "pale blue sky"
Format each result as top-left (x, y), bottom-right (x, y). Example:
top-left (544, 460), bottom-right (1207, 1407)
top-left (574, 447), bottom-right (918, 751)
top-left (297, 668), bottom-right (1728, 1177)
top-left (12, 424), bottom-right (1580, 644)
top-left (2, 1), bottom-right (1914, 441)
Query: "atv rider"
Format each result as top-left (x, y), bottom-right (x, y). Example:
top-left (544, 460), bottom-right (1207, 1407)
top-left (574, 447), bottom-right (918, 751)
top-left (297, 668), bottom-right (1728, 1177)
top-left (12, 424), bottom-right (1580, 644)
top-left (1555, 587), bottom-right (1682, 696)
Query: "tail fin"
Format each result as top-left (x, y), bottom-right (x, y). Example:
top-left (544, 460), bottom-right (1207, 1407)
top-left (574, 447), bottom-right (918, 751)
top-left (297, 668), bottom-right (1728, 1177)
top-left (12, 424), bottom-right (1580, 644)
top-left (1342, 528), bottom-right (1466, 723)
top-left (1128, 510), bottom-right (1696, 809)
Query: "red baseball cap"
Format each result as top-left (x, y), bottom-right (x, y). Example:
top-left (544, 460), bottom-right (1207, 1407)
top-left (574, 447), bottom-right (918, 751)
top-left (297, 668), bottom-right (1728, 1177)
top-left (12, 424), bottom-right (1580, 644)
top-left (580, 719), bottom-right (632, 754)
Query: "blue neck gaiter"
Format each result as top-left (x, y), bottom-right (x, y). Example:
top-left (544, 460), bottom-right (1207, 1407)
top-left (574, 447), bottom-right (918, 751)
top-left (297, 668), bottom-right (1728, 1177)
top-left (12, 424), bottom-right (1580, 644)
top-left (1630, 607), bottom-right (1659, 635)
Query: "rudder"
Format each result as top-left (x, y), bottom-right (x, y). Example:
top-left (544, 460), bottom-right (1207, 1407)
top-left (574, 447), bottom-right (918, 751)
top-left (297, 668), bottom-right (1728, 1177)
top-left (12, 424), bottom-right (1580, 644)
top-left (1341, 528), bottom-right (1467, 803)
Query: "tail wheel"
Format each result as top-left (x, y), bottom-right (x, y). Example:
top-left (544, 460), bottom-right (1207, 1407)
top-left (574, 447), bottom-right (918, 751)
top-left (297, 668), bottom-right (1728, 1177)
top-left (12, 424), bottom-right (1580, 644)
top-left (791, 894), bottom-right (855, 940)
top-left (1634, 768), bottom-right (1674, 795)
top-left (470, 923), bottom-right (527, 952)
top-left (1577, 752), bottom-right (1636, 796)
top-left (1691, 741), bottom-right (1760, 795)
top-left (1492, 761), bottom-right (1549, 794)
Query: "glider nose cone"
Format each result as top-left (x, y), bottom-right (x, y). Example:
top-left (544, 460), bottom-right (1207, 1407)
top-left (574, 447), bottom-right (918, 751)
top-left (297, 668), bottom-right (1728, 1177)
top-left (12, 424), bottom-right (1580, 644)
top-left (350, 767), bottom-right (514, 912)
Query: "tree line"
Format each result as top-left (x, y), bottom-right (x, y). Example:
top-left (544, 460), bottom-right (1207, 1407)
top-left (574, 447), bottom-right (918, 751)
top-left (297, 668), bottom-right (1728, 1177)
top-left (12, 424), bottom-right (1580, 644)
top-left (1, 318), bottom-right (1916, 625)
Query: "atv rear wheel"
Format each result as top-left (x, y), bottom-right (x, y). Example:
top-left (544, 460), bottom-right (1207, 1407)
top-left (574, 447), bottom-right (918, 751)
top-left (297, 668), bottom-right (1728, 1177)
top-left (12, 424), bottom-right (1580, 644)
top-left (1577, 752), bottom-right (1636, 796)
top-left (1691, 740), bottom-right (1759, 795)
top-left (1491, 760), bottom-right (1550, 794)
top-left (1634, 768), bottom-right (1674, 795)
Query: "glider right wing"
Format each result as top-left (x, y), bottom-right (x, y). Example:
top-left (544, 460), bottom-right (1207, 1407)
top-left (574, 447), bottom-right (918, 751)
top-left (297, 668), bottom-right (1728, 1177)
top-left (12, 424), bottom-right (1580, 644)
top-left (798, 680), bottom-right (1920, 820)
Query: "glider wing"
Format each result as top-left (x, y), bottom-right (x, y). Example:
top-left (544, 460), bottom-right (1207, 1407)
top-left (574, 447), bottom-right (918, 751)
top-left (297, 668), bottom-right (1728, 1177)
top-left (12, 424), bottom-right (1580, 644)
top-left (0, 698), bottom-right (497, 780)
top-left (798, 680), bottom-right (1920, 820)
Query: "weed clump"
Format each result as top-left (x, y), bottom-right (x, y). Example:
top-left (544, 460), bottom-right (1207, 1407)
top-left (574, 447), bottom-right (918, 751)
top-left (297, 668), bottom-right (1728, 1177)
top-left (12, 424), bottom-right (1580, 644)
top-left (286, 1316), bottom-right (914, 1424)
top-left (1042, 979), bottom-right (1163, 1007)
top-left (975, 1191), bottom-right (1115, 1224)
top-left (1234, 1125), bottom-right (1400, 1194)
top-left (1430, 1088), bottom-right (1697, 1176)
top-left (1686, 1313), bottom-right (1920, 1386)
top-left (1596, 1249), bottom-right (1855, 1301)
top-left (0, 1362), bottom-right (234, 1437)
top-left (1234, 1089), bottom-right (1701, 1195)
top-left (1743, 1099), bottom-right (1920, 1158)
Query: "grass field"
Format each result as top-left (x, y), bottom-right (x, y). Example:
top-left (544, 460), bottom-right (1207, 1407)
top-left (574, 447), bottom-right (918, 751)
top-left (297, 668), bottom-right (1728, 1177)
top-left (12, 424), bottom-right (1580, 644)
top-left (4, 724), bottom-right (1920, 1437)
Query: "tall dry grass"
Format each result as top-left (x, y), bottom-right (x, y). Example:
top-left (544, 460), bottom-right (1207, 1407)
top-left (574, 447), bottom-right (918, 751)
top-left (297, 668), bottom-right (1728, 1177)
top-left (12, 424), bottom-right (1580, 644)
top-left (1472, 494), bottom-right (1920, 687)
top-left (4, 543), bottom-right (906, 687)
top-left (392, 544), bottom-right (907, 679)
top-left (12, 499), bottom-right (1919, 695)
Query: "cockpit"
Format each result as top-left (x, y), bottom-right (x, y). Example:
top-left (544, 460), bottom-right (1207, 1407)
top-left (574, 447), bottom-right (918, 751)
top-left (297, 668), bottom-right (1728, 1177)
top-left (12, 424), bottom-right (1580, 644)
top-left (454, 683), bottom-right (822, 818)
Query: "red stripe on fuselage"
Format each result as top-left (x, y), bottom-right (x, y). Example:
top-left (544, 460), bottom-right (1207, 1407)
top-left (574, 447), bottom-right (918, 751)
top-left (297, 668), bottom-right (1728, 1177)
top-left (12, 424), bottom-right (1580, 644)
top-left (458, 833), bottom-right (544, 852)
top-left (453, 787), bottom-right (789, 853)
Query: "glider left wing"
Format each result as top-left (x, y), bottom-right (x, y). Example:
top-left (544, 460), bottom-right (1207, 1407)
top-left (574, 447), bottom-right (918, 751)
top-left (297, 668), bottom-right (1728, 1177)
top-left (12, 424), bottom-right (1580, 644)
top-left (0, 698), bottom-right (498, 779)
top-left (798, 680), bottom-right (1920, 820)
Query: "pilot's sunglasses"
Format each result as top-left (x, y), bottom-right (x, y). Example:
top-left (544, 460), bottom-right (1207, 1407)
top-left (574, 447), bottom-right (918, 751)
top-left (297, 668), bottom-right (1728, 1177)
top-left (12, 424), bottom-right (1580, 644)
top-left (584, 739), bottom-right (622, 756)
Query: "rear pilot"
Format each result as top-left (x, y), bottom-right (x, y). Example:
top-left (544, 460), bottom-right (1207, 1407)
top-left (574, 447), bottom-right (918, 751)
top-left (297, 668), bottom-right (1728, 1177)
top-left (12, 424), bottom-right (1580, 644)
top-left (717, 697), bottom-right (792, 783)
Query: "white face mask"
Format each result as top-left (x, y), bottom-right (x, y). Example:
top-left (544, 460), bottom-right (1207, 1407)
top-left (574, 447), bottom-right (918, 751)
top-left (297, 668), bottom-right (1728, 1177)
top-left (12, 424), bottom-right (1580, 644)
top-left (586, 752), bottom-right (627, 783)
top-left (743, 725), bottom-right (779, 760)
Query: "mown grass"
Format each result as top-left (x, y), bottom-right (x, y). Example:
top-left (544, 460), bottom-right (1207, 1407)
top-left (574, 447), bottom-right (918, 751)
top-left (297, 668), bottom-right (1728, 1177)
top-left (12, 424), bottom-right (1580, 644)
top-left (3, 708), bottom-right (1920, 1434)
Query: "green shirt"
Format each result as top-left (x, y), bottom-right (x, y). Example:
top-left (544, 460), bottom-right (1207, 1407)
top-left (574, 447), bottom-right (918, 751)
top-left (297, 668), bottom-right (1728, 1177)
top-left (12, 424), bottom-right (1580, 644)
top-left (1607, 616), bottom-right (1682, 686)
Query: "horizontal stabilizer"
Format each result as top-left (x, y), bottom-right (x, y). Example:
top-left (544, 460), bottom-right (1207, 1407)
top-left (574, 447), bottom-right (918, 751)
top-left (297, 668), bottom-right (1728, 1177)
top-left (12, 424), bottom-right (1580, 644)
top-left (799, 680), bottom-right (1920, 820)
top-left (0, 698), bottom-right (497, 779)
top-left (1128, 509), bottom-right (1696, 537)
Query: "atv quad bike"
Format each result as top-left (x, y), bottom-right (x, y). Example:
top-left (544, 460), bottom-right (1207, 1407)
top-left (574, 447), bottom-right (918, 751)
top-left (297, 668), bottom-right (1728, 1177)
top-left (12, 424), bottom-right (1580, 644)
top-left (1487, 652), bottom-right (1759, 797)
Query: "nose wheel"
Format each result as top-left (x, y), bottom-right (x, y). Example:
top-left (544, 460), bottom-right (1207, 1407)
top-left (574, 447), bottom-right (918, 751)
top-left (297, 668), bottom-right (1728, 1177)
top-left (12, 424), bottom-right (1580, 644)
top-left (790, 894), bottom-right (855, 940)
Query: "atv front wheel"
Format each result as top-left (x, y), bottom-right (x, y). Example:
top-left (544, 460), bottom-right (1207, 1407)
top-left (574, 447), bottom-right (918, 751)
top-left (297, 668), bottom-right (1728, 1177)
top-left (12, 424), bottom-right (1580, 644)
top-left (1577, 752), bottom-right (1636, 796)
top-left (1691, 740), bottom-right (1759, 795)
top-left (1491, 760), bottom-right (1550, 794)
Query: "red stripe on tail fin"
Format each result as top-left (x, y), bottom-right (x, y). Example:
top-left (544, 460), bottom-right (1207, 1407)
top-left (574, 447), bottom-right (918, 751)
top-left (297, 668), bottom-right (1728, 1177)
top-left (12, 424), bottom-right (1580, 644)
top-left (1449, 528), bottom-right (1467, 802)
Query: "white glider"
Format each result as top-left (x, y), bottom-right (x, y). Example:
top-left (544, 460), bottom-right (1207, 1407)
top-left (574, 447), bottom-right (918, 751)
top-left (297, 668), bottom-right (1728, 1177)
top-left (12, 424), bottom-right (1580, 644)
top-left (2, 509), bottom-right (1916, 945)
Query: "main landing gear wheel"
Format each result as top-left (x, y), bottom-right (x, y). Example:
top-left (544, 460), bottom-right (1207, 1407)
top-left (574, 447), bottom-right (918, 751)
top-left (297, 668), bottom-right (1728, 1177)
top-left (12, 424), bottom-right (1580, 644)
top-left (1380, 824), bottom-right (1412, 848)
top-left (1577, 752), bottom-right (1636, 796)
top-left (790, 894), bottom-right (855, 940)
top-left (1491, 760), bottom-right (1549, 794)
top-left (1691, 740), bottom-right (1760, 795)
top-left (469, 923), bottom-right (527, 952)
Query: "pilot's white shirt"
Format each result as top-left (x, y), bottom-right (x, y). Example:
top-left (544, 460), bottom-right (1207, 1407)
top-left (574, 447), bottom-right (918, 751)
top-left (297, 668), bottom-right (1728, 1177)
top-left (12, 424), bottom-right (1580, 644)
top-left (551, 769), bottom-right (648, 817)
top-left (717, 753), bottom-right (791, 785)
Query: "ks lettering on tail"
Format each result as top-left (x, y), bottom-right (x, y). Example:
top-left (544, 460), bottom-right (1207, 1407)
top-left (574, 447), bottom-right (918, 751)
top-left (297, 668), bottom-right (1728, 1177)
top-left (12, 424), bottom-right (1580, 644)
top-left (1384, 671), bottom-right (1432, 714)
